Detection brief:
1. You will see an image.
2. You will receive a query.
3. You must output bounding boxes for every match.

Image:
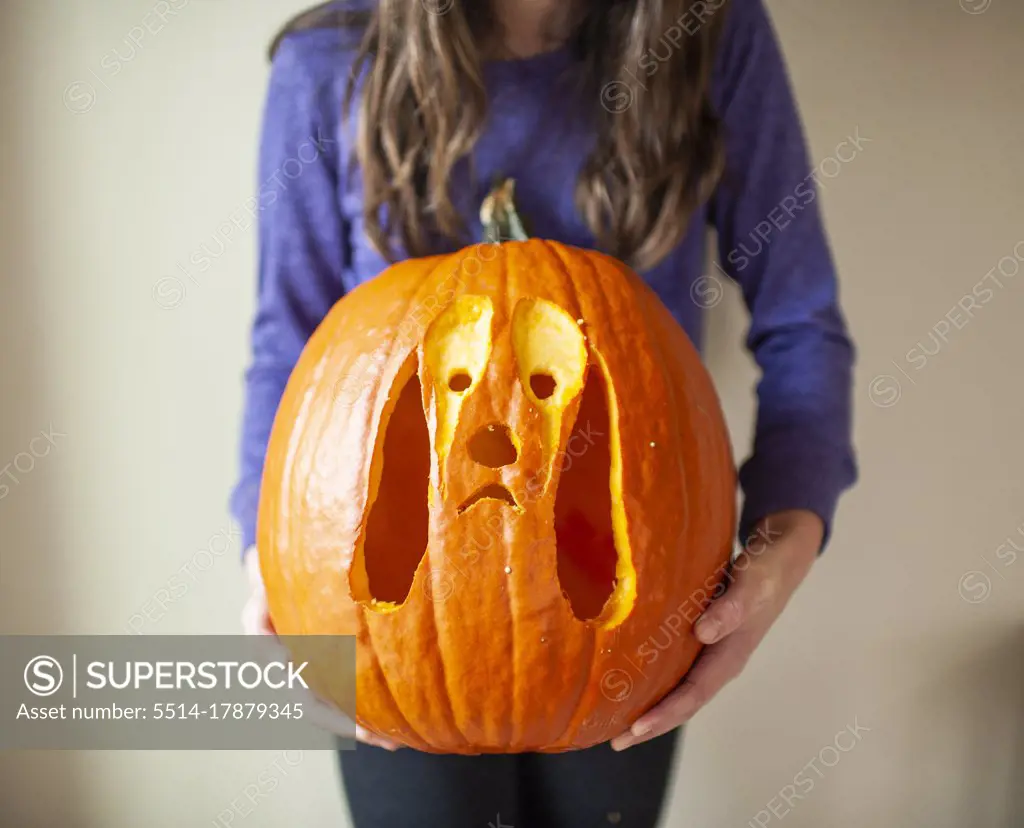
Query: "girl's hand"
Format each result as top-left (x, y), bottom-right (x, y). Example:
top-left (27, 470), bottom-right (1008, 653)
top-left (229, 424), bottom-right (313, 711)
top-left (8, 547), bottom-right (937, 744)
top-left (610, 509), bottom-right (824, 751)
top-left (241, 547), bottom-right (403, 751)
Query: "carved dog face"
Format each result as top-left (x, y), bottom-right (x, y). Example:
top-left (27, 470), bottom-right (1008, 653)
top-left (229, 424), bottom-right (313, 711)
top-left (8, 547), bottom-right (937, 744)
top-left (259, 239), bottom-right (735, 753)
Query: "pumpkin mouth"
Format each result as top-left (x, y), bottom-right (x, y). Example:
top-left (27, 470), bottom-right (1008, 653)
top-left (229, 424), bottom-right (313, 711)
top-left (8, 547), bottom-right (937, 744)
top-left (457, 483), bottom-right (519, 514)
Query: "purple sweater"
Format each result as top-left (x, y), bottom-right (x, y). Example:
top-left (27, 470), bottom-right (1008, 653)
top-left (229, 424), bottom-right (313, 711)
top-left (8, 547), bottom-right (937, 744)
top-left (231, 0), bottom-right (857, 552)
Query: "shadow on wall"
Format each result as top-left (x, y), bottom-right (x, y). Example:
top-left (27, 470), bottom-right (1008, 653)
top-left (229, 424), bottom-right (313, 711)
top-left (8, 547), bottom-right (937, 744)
top-left (879, 625), bottom-right (1024, 827)
top-left (0, 5), bottom-right (88, 824)
top-left (960, 624), bottom-right (1024, 824)
top-left (945, 625), bottom-right (1024, 825)
top-left (1010, 627), bottom-right (1024, 824)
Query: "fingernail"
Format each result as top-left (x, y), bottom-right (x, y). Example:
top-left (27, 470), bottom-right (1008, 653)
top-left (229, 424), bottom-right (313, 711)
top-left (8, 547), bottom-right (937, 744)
top-left (631, 720), bottom-right (652, 738)
top-left (613, 722), bottom-right (650, 752)
top-left (696, 617), bottom-right (720, 644)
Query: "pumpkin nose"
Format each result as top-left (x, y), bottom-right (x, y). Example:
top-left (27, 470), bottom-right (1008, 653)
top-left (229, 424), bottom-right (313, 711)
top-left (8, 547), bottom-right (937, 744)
top-left (468, 423), bottom-right (518, 468)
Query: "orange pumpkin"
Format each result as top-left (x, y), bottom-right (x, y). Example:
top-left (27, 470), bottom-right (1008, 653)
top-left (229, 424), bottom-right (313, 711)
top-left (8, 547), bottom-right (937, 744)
top-left (258, 180), bottom-right (735, 753)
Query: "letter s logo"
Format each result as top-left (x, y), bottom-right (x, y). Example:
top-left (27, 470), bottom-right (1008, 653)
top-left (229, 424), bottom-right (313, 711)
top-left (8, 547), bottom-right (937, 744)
top-left (24, 655), bottom-right (63, 697)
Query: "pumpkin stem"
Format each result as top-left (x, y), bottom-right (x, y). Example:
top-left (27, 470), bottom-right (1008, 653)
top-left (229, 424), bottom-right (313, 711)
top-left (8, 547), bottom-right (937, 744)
top-left (480, 177), bottom-right (529, 244)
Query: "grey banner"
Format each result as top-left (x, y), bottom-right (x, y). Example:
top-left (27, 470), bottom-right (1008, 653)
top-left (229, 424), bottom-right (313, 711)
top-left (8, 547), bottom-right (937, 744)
top-left (1, 636), bottom-right (356, 750)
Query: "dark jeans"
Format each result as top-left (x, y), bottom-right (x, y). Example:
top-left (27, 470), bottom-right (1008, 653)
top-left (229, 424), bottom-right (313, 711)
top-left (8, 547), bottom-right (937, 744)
top-left (339, 728), bottom-right (681, 828)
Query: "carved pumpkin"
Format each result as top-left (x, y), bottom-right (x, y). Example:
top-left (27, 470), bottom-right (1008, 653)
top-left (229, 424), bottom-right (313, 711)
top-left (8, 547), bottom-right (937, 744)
top-left (259, 180), bottom-right (735, 754)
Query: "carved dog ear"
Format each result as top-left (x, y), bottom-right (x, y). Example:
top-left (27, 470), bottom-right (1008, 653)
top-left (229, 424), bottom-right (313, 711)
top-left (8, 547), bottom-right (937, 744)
top-left (350, 353), bottom-right (430, 608)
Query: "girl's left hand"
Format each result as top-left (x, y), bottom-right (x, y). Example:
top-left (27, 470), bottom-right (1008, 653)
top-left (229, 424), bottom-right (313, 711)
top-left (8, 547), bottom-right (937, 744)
top-left (242, 548), bottom-right (402, 750)
top-left (610, 509), bottom-right (824, 751)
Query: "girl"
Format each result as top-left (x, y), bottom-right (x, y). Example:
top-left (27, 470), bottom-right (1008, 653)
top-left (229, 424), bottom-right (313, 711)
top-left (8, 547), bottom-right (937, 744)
top-left (238, 0), bottom-right (857, 825)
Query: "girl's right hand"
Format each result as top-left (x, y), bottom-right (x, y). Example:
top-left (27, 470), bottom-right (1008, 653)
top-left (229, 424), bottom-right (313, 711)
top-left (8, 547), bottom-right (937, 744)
top-left (241, 547), bottom-right (402, 750)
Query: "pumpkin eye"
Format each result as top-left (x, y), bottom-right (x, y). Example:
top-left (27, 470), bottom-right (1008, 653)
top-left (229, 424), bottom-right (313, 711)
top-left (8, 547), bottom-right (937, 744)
top-left (424, 296), bottom-right (493, 397)
top-left (530, 372), bottom-right (557, 400)
top-left (511, 298), bottom-right (587, 408)
top-left (448, 372), bottom-right (472, 393)
top-left (423, 295), bottom-right (495, 463)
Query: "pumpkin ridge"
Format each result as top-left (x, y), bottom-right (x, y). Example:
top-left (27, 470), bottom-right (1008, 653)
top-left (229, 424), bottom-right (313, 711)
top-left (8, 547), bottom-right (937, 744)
top-left (418, 251), bottom-right (510, 752)
top-left (497, 246), bottom-right (520, 750)
top-left (645, 274), bottom-right (736, 695)
top-left (357, 257), bottom-right (475, 748)
top-left (422, 450), bottom-right (477, 750)
top-left (272, 329), bottom-right (332, 633)
top-left (416, 253), bottom-right (484, 750)
top-left (423, 544), bottom-right (473, 751)
top-left (623, 255), bottom-right (719, 706)
top-left (505, 241), bottom-right (582, 748)
top-left (360, 616), bottom-right (432, 749)
top-left (537, 239), bottom-right (602, 747)
top-left (296, 309), bottom-right (379, 632)
top-left (632, 276), bottom-right (695, 701)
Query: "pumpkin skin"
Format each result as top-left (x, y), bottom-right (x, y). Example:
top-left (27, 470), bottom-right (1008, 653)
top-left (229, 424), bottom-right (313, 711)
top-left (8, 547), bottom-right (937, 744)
top-left (258, 235), bottom-right (736, 754)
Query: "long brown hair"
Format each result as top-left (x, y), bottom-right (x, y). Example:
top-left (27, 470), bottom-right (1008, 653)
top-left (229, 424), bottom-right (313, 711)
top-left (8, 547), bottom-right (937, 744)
top-left (272, 0), bottom-right (729, 272)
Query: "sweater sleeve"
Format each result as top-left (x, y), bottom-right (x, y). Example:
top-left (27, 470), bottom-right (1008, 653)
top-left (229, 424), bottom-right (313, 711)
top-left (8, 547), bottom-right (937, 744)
top-left (230, 33), bottom-right (350, 551)
top-left (708, 0), bottom-right (858, 549)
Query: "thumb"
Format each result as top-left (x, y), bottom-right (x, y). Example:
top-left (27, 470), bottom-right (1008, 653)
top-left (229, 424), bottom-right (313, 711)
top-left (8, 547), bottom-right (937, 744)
top-left (693, 563), bottom-right (778, 645)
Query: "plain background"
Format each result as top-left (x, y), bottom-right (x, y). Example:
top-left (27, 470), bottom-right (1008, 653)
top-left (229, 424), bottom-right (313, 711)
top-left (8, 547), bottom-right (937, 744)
top-left (1, 0), bottom-right (1022, 825)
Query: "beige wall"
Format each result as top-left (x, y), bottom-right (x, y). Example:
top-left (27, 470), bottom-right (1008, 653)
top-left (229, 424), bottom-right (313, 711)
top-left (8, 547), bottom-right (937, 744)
top-left (1, 1), bottom-right (1021, 825)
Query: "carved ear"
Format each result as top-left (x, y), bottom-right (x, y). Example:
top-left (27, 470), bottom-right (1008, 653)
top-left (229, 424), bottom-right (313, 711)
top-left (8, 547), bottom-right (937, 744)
top-left (350, 353), bottom-right (430, 608)
top-left (551, 349), bottom-right (634, 626)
